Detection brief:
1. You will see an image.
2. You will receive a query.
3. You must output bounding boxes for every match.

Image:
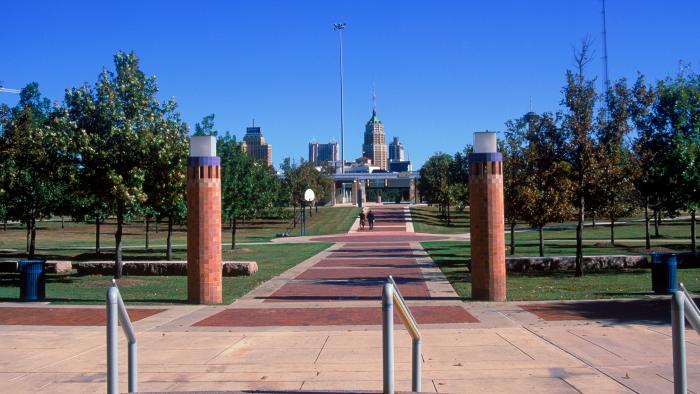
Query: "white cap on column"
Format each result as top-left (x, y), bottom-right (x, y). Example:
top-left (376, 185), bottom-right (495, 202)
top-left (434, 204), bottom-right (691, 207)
top-left (190, 135), bottom-right (216, 157)
top-left (473, 132), bottom-right (497, 153)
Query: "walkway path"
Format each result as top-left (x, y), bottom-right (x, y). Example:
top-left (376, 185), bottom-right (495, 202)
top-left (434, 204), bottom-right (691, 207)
top-left (0, 204), bottom-right (698, 392)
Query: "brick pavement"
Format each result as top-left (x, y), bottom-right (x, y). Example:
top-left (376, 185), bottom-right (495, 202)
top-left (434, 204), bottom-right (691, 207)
top-left (199, 205), bottom-right (473, 325)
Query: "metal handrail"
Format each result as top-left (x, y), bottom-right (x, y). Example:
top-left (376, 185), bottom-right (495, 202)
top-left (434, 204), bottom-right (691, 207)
top-left (383, 275), bottom-right (422, 394)
top-left (107, 280), bottom-right (138, 394)
top-left (672, 283), bottom-right (700, 394)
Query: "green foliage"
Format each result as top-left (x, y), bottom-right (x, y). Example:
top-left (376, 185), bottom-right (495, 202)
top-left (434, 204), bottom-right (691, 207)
top-left (193, 113), bottom-right (217, 136)
top-left (0, 83), bottom-right (75, 257)
top-left (64, 51), bottom-right (178, 277)
top-left (418, 148), bottom-right (471, 223)
top-left (220, 133), bottom-right (280, 248)
top-left (279, 157), bottom-right (331, 208)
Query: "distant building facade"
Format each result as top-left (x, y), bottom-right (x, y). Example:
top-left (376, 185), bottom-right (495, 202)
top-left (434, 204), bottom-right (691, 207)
top-left (242, 126), bottom-right (272, 166)
top-left (389, 160), bottom-right (412, 173)
top-left (362, 108), bottom-right (388, 171)
top-left (388, 136), bottom-right (405, 162)
top-left (308, 141), bottom-right (339, 165)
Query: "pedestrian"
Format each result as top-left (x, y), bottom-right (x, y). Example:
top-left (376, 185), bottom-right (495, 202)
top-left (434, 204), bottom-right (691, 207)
top-left (359, 210), bottom-right (366, 231)
top-left (367, 210), bottom-right (375, 230)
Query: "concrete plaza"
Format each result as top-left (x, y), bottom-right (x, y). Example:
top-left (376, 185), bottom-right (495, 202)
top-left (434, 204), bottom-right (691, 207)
top-left (0, 205), bottom-right (697, 393)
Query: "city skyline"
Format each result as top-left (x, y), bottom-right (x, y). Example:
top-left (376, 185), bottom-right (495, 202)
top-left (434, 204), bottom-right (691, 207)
top-left (1, 1), bottom-right (699, 168)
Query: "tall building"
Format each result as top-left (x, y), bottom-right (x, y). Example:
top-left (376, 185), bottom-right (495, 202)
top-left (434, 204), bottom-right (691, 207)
top-left (308, 140), bottom-right (339, 165)
top-left (362, 108), bottom-right (387, 171)
top-left (388, 136), bottom-right (404, 161)
top-left (242, 126), bottom-right (272, 166)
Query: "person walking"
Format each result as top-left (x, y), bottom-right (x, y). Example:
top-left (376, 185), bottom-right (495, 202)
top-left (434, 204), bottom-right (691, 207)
top-left (359, 210), bottom-right (366, 231)
top-left (367, 210), bottom-right (375, 230)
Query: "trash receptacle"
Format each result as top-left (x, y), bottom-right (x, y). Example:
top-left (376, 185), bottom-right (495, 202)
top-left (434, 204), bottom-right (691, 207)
top-left (18, 259), bottom-right (46, 301)
top-left (650, 253), bottom-right (677, 294)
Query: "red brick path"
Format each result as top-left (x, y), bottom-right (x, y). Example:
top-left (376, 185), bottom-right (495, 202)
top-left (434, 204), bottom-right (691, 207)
top-left (0, 307), bottom-right (164, 326)
top-left (195, 306), bottom-right (478, 327)
top-left (196, 205), bottom-right (478, 327)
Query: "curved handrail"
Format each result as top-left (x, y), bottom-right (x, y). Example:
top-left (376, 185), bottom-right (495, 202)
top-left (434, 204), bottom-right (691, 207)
top-left (107, 280), bottom-right (138, 394)
top-left (383, 276), bottom-right (421, 394)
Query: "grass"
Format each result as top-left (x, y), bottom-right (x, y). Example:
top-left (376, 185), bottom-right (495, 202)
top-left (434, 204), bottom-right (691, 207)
top-left (410, 205), bottom-right (469, 234)
top-left (411, 205), bottom-right (696, 250)
top-left (421, 241), bottom-right (700, 301)
top-left (0, 243), bottom-right (331, 305)
top-left (0, 206), bottom-right (359, 255)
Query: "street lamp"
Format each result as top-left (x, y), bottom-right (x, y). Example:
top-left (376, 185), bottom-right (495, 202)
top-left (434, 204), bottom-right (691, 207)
top-left (334, 22), bottom-right (346, 174)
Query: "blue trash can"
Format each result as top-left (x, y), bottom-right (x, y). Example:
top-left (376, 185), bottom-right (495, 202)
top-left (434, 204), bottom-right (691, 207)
top-left (17, 259), bottom-right (46, 301)
top-left (650, 253), bottom-right (677, 294)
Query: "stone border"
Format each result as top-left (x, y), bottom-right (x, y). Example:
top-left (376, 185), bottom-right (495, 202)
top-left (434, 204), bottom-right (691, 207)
top-left (75, 261), bottom-right (257, 276)
top-left (0, 260), bottom-right (72, 274)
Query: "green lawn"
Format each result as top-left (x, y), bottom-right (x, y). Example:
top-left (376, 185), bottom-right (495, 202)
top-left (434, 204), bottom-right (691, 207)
top-left (0, 243), bottom-right (331, 305)
top-left (411, 205), bottom-right (696, 252)
top-left (0, 206), bottom-right (359, 255)
top-left (410, 205), bottom-right (470, 234)
top-left (421, 241), bottom-right (700, 301)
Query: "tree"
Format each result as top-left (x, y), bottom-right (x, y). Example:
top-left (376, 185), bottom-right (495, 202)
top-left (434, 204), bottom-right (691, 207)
top-left (193, 113), bottom-right (217, 136)
top-left (221, 133), bottom-right (280, 248)
top-left (280, 158), bottom-right (330, 229)
top-left (143, 100), bottom-right (189, 260)
top-left (0, 83), bottom-right (74, 258)
top-left (450, 147), bottom-right (471, 212)
top-left (650, 71), bottom-right (700, 252)
top-left (596, 79), bottom-right (638, 245)
top-left (65, 51), bottom-right (160, 278)
top-left (630, 73), bottom-right (659, 249)
top-left (419, 153), bottom-right (453, 222)
top-left (503, 114), bottom-right (532, 255)
top-left (562, 40), bottom-right (598, 276)
top-left (520, 113), bottom-right (574, 257)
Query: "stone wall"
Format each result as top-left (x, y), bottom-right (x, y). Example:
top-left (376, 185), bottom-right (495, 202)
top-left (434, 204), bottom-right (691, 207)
top-left (76, 261), bottom-right (257, 276)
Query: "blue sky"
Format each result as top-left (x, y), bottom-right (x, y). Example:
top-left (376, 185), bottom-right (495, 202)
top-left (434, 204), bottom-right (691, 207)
top-left (1, 1), bottom-right (698, 168)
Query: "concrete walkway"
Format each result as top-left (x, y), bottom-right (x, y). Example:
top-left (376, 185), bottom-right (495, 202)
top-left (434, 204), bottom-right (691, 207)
top-left (0, 204), bottom-right (698, 393)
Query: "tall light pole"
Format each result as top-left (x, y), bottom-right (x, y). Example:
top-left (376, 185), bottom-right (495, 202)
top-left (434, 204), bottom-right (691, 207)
top-left (334, 22), bottom-right (346, 173)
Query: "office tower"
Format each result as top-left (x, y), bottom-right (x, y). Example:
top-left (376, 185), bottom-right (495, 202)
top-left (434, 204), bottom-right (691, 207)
top-left (388, 136), bottom-right (404, 162)
top-left (242, 126), bottom-right (273, 166)
top-left (362, 107), bottom-right (387, 171)
top-left (308, 140), bottom-right (339, 165)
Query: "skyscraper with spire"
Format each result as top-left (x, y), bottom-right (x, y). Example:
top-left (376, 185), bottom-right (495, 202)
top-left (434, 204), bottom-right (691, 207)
top-left (362, 89), bottom-right (387, 170)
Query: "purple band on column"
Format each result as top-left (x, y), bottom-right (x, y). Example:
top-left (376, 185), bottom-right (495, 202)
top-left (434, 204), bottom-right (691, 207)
top-left (188, 156), bottom-right (221, 166)
top-left (469, 152), bottom-right (502, 162)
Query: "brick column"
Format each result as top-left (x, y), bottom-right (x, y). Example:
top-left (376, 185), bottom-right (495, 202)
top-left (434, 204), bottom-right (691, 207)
top-left (469, 132), bottom-right (506, 301)
top-left (187, 136), bottom-right (222, 304)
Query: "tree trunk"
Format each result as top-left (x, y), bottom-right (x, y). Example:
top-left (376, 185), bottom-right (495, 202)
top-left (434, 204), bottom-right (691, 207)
top-left (26, 221), bottom-right (30, 254)
top-left (538, 226), bottom-right (544, 257)
top-left (575, 195), bottom-right (584, 277)
top-left (592, 212), bottom-right (596, 228)
top-left (61, 216), bottom-right (64, 229)
top-left (3, 219), bottom-right (6, 231)
top-left (231, 217), bottom-right (237, 250)
top-left (447, 205), bottom-right (451, 225)
top-left (692, 210), bottom-right (697, 253)
top-left (114, 207), bottom-right (124, 279)
top-left (29, 218), bottom-right (37, 259)
top-left (315, 202), bottom-right (318, 213)
top-left (96, 217), bottom-right (101, 255)
top-left (610, 214), bottom-right (615, 246)
top-left (155, 220), bottom-right (159, 234)
top-left (644, 200), bottom-right (651, 250)
top-left (145, 218), bottom-right (150, 250)
top-left (166, 217), bottom-right (173, 261)
top-left (292, 206), bottom-right (297, 226)
top-left (510, 222), bottom-right (516, 256)
top-left (654, 209), bottom-right (660, 237)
